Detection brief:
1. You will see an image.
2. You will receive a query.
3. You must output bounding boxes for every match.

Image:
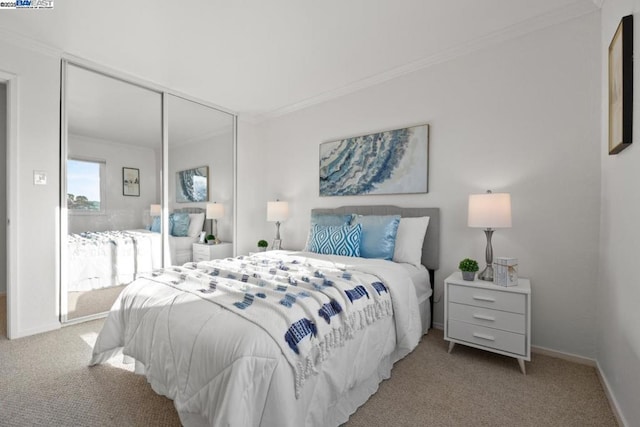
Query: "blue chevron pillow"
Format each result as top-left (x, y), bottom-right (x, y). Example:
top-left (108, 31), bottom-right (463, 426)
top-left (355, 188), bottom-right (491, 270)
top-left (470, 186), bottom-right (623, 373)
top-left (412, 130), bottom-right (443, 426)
top-left (308, 223), bottom-right (362, 257)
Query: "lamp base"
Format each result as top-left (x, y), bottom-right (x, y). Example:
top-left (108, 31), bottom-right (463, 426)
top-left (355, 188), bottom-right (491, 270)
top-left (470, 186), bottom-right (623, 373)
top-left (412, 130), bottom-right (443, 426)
top-left (478, 264), bottom-right (494, 282)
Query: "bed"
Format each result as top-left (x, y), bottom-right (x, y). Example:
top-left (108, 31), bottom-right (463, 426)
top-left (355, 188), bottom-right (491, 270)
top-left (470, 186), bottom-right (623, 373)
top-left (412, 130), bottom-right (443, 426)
top-left (67, 208), bottom-right (206, 292)
top-left (90, 205), bottom-right (439, 426)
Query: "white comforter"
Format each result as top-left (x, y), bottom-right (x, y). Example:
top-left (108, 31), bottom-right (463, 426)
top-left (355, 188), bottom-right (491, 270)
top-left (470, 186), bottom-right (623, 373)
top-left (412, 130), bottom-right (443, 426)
top-left (90, 251), bottom-right (422, 427)
top-left (67, 229), bottom-right (161, 292)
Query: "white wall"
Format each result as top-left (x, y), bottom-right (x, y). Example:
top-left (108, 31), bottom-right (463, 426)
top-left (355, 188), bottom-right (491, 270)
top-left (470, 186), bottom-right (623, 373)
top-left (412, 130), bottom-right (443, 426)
top-left (0, 40), bottom-right (60, 336)
top-left (239, 13), bottom-right (602, 358)
top-left (598, 2), bottom-right (640, 425)
top-left (67, 134), bottom-right (159, 234)
top-left (236, 119), bottom-right (268, 255)
top-left (0, 83), bottom-right (6, 295)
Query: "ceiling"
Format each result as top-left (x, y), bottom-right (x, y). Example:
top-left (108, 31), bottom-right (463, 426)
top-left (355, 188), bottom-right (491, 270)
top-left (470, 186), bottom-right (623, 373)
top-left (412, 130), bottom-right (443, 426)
top-left (0, 0), bottom-right (599, 119)
top-left (67, 64), bottom-right (234, 147)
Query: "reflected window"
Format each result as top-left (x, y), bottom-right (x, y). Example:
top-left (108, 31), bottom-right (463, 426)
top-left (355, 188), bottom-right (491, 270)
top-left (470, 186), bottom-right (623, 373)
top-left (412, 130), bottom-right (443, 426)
top-left (67, 158), bottom-right (106, 213)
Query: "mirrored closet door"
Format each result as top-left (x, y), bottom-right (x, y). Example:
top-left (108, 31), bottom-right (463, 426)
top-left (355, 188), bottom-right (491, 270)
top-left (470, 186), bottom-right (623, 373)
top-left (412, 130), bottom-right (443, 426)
top-left (61, 62), bottom-right (237, 324)
top-left (61, 63), bottom-right (163, 322)
top-left (166, 95), bottom-right (234, 266)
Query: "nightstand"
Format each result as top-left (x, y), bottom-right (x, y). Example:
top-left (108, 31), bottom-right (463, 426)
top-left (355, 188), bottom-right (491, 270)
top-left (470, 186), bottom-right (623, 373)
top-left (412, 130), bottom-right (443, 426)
top-left (192, 242), bottom-right (233, 262)
top-left (444, 272), bottom-right (531, 374)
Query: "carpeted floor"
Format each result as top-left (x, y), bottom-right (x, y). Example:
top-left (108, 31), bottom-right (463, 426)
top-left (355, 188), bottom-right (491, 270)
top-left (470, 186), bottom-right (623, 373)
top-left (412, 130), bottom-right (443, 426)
top-left (67, 285), bottom-right (126, 320)
top-left (0, 300), bottom-right (617, 426)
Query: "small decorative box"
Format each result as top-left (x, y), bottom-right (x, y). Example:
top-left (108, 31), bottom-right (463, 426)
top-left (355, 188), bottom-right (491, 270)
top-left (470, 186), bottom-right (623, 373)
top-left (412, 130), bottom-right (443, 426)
top-left (494, 257), bottom-right (518, 287)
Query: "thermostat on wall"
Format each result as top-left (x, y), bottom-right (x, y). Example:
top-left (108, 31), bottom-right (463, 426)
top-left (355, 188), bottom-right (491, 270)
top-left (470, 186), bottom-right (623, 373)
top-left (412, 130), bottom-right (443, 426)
top-left (34, 170), bottom-right (47, 185)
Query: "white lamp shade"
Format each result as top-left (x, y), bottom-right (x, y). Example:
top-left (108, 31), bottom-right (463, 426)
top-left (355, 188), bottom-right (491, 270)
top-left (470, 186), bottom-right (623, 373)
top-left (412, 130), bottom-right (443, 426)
top-left (468, 192), bottom-right (512, 228)
top-left (150, 204), bottom-right (161, 217)
top-left (267, 201), bottom-right (289, 222)
top-left (206, 202), bottom-right (225, 219)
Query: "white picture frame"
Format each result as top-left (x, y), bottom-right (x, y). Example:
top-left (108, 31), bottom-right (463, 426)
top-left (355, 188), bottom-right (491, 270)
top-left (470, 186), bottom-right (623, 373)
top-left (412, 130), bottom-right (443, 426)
top-left (198, 231), bottom-right (207, 243)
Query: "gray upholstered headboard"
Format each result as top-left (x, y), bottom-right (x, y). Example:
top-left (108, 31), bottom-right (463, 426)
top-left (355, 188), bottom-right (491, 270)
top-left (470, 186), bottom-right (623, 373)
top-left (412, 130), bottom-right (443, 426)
top-left (174, 207), bottom-right (205, 214)
top-left (311, 205), bottom-right (440, 271)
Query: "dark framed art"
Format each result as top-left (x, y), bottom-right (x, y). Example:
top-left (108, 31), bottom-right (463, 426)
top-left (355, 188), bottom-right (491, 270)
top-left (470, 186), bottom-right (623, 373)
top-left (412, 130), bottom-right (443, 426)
top-left (608, 14), bottom-right (633, 155)
top-left (122, 167), bottom-right (140, 196)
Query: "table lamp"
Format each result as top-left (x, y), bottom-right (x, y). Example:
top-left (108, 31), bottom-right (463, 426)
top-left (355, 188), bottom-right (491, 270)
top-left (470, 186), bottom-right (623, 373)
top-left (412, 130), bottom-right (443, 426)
top-left (468, 190), bottom-right (512, 281)
top-left (206, 202), bottom-right (224, 244)
top-left (267, 200), bottom-right (289, 250)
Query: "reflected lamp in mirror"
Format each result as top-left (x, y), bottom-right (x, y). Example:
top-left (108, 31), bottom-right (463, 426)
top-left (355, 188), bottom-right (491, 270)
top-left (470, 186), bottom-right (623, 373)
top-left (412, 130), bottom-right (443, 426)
top-left (206, 202), bottom-right (224, 244)
top-left (148, 204), bottom-right (162, 232)
top-left (468, 191), bottom-right (512, 281)
top-left (150, 204), bottom-right (161, 217)
top-left (267, 200), bottom-right (289, 250)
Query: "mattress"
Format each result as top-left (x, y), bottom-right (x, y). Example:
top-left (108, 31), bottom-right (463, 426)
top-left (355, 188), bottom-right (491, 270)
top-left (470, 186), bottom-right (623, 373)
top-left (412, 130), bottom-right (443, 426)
top-left (90, 250), bottom-right (423, 427)
top-left (67, 229), bottom-right (162, 292)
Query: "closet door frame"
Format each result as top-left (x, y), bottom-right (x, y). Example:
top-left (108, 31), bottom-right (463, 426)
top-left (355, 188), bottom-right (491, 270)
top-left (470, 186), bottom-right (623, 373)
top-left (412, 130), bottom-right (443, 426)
top-left (59, 56), bottom-right (237, 324)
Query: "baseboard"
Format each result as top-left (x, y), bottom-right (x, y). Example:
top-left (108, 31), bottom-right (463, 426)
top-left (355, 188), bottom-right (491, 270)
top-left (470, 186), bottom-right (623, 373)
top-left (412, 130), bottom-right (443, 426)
top-left (432, 322), bottom-right (444, 330)
top-left (596, 361), bottom-right (629, 427)
top-left (13, 321), bottom-right (61, 339)
top-left (531, 345), bottom-right (596, 366)
top-left (434, 326), bottom-right (624, 424)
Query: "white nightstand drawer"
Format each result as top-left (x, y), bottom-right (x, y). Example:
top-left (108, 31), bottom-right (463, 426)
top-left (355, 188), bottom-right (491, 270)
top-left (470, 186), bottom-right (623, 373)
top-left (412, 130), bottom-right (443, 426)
top-left (193, 252), bottom-right (209, 262)
top-left (448, 302), bottom-right (525, 334)
top-left (448, 319), bottom-right (526, 356)
top-left (448, 284), bottom-right (525, 314)
top-left (193, 245), bottom-right (209, 258)
top-left (192, 243), bottom-right (233, 262)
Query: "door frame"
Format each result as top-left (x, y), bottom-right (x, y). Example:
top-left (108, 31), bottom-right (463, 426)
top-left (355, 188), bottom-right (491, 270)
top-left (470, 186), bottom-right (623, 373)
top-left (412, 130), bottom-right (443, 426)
top-left (0, 70), bottom-right (18, 339)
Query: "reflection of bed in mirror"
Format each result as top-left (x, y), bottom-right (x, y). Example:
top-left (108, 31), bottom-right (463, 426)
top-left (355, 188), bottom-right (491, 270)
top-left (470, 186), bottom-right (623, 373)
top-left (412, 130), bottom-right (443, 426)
top-left (67, 208), bottom-right (206, 293)
top-left (168, 207), bottom-right (207, 266)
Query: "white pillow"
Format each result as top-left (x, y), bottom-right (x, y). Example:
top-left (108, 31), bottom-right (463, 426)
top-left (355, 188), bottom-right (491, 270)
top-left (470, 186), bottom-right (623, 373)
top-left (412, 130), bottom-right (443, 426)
top-left (392, 216), bottom-right (430, 267)
top-left (187, 213), bottom-right (206, 237)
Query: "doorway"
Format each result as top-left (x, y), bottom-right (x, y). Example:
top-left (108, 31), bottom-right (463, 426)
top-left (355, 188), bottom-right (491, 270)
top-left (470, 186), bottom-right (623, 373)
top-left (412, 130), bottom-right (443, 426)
top-left (1, 82), bottom-right (7, 338)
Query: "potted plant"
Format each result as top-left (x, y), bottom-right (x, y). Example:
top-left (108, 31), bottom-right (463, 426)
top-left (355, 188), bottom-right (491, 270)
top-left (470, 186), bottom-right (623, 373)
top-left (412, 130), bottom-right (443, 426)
top-left (459, 258), bottom-right (479, 281)
top-left (257, 239), bottom-right (268, 252)
top-left (206, 234), bottom-right (216, 245)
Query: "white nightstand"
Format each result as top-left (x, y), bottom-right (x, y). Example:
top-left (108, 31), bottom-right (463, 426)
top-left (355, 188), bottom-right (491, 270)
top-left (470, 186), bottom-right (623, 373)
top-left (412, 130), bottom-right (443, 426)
top-left (192, 242), bottom-right (233, 262)
top-left (444, 272), bottom-right (531, 374)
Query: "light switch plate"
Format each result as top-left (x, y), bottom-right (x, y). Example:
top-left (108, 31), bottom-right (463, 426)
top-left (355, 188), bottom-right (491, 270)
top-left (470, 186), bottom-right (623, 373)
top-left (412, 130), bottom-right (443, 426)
top-left (34, 170), bottom-right (47, 185)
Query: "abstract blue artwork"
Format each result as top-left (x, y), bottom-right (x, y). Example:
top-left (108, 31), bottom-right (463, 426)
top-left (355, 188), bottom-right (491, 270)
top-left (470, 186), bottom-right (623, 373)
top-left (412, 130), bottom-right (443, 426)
top-left (176, 166), bottom-right (208, 202)
top-left (319, 124), bottom-right (429, 196)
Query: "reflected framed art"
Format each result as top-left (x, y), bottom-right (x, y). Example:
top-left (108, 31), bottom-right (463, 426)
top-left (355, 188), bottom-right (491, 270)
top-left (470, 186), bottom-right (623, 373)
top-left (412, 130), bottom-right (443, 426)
top-left (176, 166), bottom-right (209, 202)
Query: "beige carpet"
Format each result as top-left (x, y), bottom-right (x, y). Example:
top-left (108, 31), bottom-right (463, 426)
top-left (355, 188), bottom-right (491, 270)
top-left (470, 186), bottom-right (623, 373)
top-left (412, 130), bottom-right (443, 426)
top-left (67, 285), bottom-right (126, 320)
top-left (0, 302), bottom-right (617, 426)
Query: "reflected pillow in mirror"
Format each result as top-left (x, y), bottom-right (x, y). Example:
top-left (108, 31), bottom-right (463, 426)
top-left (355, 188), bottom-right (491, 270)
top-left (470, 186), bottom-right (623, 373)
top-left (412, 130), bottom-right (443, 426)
top-left (188, 213), bottom-right (205, 237)
top-left (352, 214), bottom-right (401, 260)
top-left (150, 216), bottom-right (161, 233)
top-left (170, 212), bottom-right (191, 237)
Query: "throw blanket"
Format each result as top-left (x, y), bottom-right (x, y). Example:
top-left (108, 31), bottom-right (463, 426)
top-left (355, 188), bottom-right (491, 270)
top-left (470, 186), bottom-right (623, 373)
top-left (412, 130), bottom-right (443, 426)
top-left (68, 230), bottom-right (157, 291)
top-left (141, 252), bottom-right (393, 397)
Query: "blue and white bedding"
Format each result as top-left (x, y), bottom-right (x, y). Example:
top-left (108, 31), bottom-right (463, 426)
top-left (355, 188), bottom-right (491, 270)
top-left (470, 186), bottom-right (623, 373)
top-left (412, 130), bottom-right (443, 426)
top-left (67, 229), bottom-right (161, 292)
top-left (90, 250), bottom-right (422, 427)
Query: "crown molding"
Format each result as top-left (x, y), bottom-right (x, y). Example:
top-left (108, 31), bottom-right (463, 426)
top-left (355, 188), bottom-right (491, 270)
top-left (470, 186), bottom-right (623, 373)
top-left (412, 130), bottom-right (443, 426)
top-left (591, 0), bottom-right (604, 8)
top-left (261, 0), bottom-right (599, 121)
top-left (0, 26), bottom-right (61, 57)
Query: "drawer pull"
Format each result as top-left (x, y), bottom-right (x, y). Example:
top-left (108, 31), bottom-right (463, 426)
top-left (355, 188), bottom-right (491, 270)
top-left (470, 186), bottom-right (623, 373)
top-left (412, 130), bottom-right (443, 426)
top-left (472, 332), bottom-right (495, 341)
top-left (473, 295), bottom-right (496, 302)
top-left (473, 314), bottom-right (495, 321)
